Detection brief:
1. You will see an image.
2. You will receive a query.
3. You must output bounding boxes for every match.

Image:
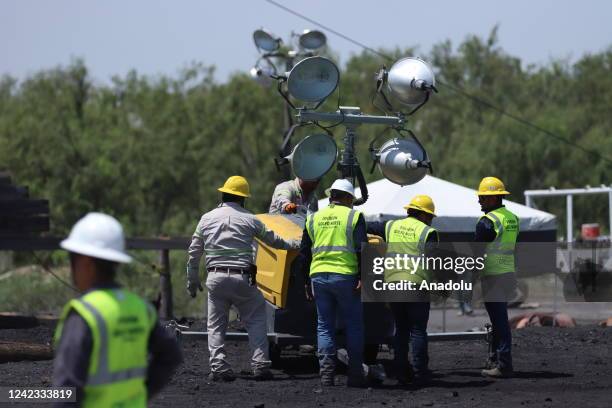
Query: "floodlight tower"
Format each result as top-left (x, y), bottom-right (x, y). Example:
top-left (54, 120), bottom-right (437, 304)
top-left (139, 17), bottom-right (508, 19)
top-left (270, 55), bottom-right (437, 205)
top-left (250, 28), bottom-right (328, 180)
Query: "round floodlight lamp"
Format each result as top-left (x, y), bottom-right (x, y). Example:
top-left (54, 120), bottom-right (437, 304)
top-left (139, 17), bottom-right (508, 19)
top-left (387, 57), bottom-right (436, 106)
top-left (287, 56), bottom-right (340, 103)
top-left (299, 29), bottom-right (327, 50)
top-left (289, 133), bottom-right (337, 180)
top-left (253, 29), bottom-right (281, 52)
top-left (377, 137), bottom-right (428, 185)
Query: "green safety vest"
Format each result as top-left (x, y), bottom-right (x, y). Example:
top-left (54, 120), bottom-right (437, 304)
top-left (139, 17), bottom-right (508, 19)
top-left (385, 217), bottom-right (437, 283)
top-left (481, 206), bottom-right (519, 276)
top-left (306, 204), bottom-right (361, 276)
top-left (54, 289), bottom-right (157, 408)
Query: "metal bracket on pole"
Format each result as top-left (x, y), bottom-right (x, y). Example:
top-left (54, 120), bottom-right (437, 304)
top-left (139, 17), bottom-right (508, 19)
top-left (295, 107), bottom-right (405, 205)
top-left (297, 109), bottom-right (403, 127)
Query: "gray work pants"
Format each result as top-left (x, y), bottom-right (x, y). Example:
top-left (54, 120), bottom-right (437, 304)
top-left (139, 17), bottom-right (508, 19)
top-left (206, 271), bottom-right (271, 373)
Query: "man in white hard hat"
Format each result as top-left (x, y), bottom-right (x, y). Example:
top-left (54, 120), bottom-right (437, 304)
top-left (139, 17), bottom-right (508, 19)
top-left (53, 212), bottom-right (182, 407)
top-left (269, 177), bottom-right (319, 215)
top-left (186, 175), bottom-right (299, 382)
top-left (297, 178), bottom-right (369, 387)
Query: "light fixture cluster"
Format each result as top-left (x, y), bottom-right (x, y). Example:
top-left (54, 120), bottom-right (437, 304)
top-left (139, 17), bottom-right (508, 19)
top-left (250, 28), bottom-right (328, 87)
top-left (249, 27), bottom-right (438, 193)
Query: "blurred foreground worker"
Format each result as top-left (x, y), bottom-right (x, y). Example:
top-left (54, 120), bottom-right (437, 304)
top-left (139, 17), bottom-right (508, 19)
top-left (186, 175), bottom-right (299, 382)
top-left (297, 178), bottom-right (368, 387)
top-left (269, 176), bottom-right (319, 215)
top-left (369, 195), bottom-right (439, 386)
top-left (475, 177), bottom-right (519, 378)
top-left (53, 213), bottom-right (182, 407)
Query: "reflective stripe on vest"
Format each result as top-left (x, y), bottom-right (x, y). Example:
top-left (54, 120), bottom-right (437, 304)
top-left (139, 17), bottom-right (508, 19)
top-left (306, 204), bottom-right (361, 275)
top-left (482, 207), bottom-right (519, 276)
top-left (384, 217), bottom-right (437, 283)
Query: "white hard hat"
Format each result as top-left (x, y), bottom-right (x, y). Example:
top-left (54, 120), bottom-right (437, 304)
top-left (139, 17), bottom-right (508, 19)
top-left (60, 212), bottom-right (132, 263)
top-left (328, 179), bottom-right (355, 198)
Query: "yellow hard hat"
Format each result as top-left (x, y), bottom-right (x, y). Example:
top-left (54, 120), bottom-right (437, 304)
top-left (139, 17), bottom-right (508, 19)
top-left (477, 176), bottom-right (510, 196)
top-left (218, 175), bottom-right (250, 197)
top-left (404, 194), bottom-right (436, 216)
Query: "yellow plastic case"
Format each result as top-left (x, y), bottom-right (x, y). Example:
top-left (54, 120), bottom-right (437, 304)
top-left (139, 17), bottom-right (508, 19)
top-left (255, 214), bottom-right (303, 308)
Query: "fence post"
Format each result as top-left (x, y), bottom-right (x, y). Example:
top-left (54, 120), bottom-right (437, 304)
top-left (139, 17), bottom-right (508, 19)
top-left (159, 249), bottom-right (173, 320)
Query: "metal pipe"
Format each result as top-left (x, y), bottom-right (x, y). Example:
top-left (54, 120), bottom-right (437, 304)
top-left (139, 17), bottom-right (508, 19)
top-left (340, 125), bottom-right (357, 176)
top-left (297, 110), bottom-right (403, 126)
top-left (609, 191), bottom-right (612, 240)
top-left (566, 195), bottom-right (573, 244)
top-left (159, 249), bottom-right (173, 320)
top-left (525, 186), bottom-right (612, 197)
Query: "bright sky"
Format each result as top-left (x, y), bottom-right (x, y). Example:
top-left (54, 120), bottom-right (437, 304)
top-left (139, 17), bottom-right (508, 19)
top-left (1, 0), bottom-right (610, 83)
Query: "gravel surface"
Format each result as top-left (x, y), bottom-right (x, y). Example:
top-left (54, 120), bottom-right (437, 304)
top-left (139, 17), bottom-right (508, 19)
top-left (1, 325), bottom-right (611, 407)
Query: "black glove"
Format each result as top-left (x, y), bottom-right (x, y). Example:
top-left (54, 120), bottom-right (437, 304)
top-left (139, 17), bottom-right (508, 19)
top-left (248, 263), bottom-right (258, 287)
top-left (187, 281), bottom-right (203, 298)
top-left (305, 279), bottom-right (313, 301)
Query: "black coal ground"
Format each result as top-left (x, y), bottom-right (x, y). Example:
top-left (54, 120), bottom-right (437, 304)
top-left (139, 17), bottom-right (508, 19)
top-left (1, 325), bottom-right (611, 408)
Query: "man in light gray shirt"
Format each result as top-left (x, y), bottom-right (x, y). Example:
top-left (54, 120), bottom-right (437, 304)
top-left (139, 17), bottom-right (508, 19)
top-left (187, 175), bottom-right (298, 382)
top-left (268, 177), bottom-right (319, 215)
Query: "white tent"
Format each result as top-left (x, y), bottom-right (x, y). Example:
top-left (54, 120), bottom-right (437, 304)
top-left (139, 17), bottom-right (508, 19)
top-left (318, 175), bottom-right (556, 233)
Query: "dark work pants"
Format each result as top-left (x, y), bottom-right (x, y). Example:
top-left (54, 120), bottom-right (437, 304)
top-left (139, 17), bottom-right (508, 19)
top-left (390, 301), bottom-right (430, 377)
top-left (484, 302), bottom-right (513, 370)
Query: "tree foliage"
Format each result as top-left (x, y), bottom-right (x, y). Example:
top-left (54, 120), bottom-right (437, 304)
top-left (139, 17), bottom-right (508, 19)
top-left (1, 31), bottom-right (611, 238)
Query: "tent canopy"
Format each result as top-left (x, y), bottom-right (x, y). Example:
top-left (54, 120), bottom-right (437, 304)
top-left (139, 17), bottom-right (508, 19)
top-left (318, 175), bottom-right (556, 233)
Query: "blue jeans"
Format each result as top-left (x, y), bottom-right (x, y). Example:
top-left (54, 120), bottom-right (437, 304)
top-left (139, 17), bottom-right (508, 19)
top-left (311, 272), bottom-right (364, 378)
top-left (390, 301), bottom-right (430, 377)
top-left (484, 302), bottom-right (513, 370)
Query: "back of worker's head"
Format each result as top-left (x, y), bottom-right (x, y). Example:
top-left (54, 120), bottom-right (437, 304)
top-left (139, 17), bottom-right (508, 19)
top-left (330, 189), bottom-right (353, 207)
top-left (221, 192), bottom-right (245, 206)
top-left (61, 212), bottom-right (131, 291)
top-left (328, 179), bottom-right (355, 207)
top-left (407, 208), bottom-right (434, 226)
top-left (405, 195), bottom-right (436, 226)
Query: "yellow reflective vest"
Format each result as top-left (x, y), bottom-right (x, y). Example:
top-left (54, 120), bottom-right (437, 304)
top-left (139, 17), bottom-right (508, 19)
top-left (306, 204), bottom-right (362, 275)
top-left (54, 288), bottom-right (157, 408)
top-left (481, 207), bottom-right (519, 276)
top-left (385, 217), bottom-right (437, 283)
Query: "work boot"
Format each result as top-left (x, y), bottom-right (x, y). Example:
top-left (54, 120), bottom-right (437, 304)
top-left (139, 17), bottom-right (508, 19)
top-left (481, 366), bottom-right (513, 378)
top-left (412, 373), bottom-right (431, 387)
top-left (346, 374), bottom-right (368, 388)
top-left (319, 354), bottom-right (336, 386)
top-left (252, 368), bottom-right (274, 381)
top-left (207, 370), bottom-right (236, 382)
top-left (394, 363), bottom-right (414, 386)
top-left (320, 373), bottom-right (335, 386)
top-left (484, 357), bottom-right (498, 370)
top-left (395, 375), bottom-right (410, 386)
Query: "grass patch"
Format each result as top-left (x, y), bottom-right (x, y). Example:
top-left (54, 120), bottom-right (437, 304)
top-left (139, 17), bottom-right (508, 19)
top-left (0, 251), bottom-right (206, 318)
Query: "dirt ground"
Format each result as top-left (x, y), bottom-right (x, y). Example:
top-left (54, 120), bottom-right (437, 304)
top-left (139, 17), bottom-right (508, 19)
top-left (1, 321), bottom-right (611, 408)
